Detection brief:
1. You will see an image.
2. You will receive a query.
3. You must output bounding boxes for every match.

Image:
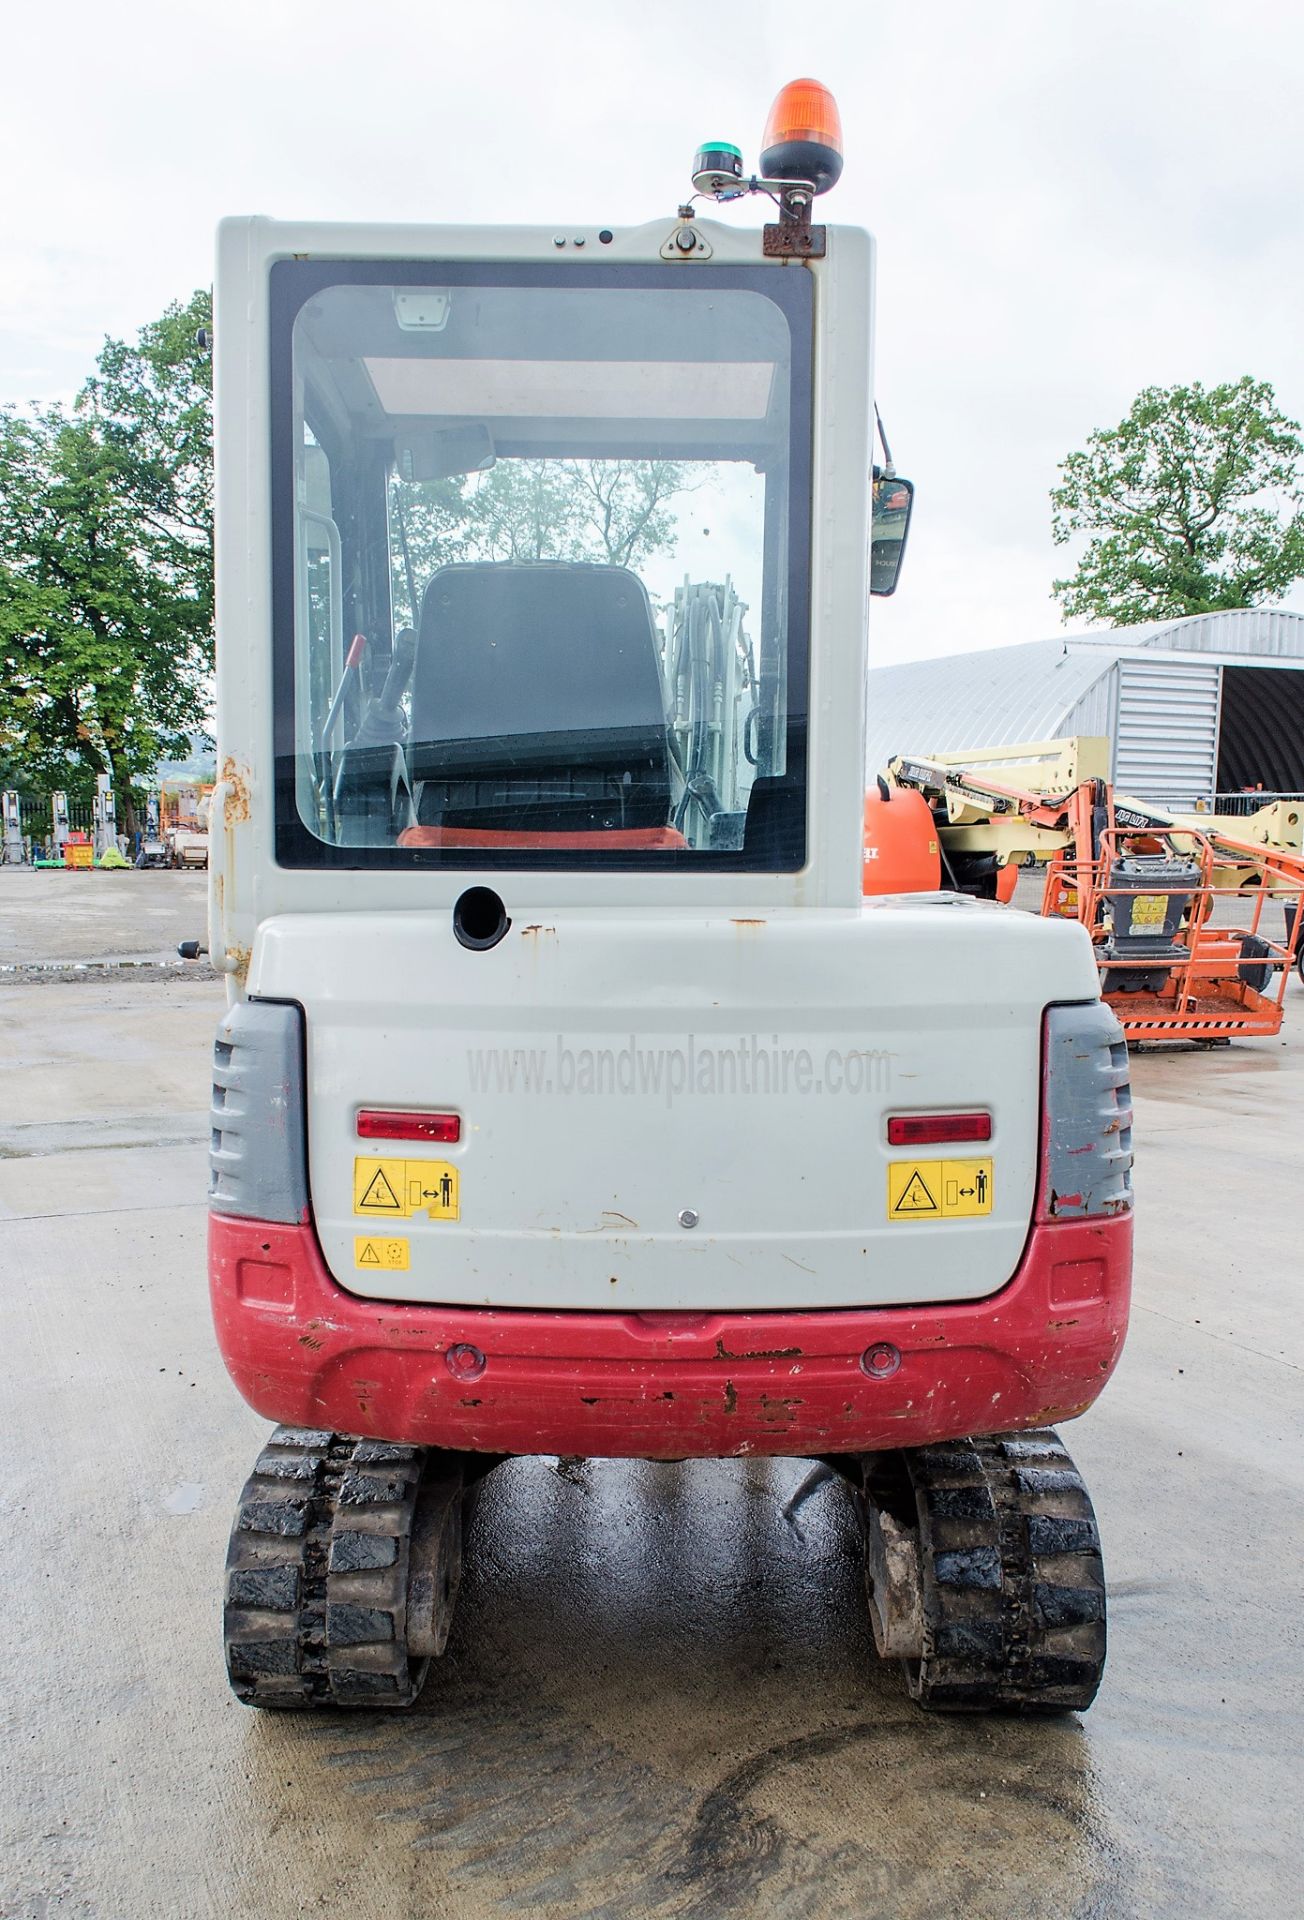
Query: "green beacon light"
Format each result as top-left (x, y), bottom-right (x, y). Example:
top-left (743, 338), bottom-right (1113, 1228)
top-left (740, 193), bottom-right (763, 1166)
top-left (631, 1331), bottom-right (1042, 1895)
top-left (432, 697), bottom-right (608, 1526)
top-left (691, 141), bottom-right (744, 199)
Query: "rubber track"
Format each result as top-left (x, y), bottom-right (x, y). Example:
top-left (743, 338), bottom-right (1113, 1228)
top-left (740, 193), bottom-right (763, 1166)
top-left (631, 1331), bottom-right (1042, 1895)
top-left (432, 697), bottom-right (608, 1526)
top-left (223, 1427), bottom-right (430, 1709)
top-left (903, 1428), bottom-right (1106, 1713)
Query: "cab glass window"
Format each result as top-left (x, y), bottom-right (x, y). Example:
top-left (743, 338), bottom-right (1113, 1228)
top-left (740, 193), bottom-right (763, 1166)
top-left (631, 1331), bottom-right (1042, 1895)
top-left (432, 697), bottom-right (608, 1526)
top-left (270, 263), bottom-right (812, 870)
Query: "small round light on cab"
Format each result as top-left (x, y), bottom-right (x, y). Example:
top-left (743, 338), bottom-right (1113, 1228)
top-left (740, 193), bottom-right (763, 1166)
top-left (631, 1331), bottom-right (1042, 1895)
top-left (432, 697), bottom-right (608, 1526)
top-left (692, 140), bottom-right (744, 197)
top-left (759, 78), bottom-right (844, 194)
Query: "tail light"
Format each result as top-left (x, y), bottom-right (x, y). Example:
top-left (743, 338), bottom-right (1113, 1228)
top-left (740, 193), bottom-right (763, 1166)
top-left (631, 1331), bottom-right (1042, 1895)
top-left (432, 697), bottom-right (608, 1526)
top-left (887, 1112), bottom-right (991, 1146)
top-left (357, 1110), bottom-right (461, 1143)
top-left (1038, 1003), bottom-right (1133, 1221)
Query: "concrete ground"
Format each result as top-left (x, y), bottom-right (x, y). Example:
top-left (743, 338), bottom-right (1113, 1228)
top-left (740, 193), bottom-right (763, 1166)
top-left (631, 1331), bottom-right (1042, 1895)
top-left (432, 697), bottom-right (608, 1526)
top-left (2, 871), bottom-right (1302, 1919)
top-left (0, 867), bottom-right (209, 972)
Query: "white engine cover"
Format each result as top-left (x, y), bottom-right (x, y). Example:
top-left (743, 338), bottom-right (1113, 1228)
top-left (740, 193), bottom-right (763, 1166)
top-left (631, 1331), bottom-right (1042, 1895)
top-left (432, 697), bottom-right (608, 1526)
top-left (249, 897), bottom-right (1099, 1312)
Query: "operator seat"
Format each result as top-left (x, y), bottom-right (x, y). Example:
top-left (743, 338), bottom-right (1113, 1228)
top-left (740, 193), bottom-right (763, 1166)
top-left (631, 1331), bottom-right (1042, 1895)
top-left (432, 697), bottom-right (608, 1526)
top-left (407, 562), bottom-right (672, 834)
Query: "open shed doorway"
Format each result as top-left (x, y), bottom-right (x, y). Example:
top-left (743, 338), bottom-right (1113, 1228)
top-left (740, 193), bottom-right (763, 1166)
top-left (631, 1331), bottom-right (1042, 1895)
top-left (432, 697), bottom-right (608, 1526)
top-left (1216, 665), bottom-right (1304, 794)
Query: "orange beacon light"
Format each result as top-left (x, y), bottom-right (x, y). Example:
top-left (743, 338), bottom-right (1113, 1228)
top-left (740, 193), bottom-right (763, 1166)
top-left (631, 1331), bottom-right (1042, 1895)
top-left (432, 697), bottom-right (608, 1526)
top-left (759, 79), bottom-right (844, 194)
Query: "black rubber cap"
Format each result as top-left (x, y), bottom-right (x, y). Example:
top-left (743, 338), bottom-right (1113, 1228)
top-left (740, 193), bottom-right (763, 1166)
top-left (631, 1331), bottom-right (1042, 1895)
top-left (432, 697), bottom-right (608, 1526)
top-left (453, 888), bottom-right (510, 952)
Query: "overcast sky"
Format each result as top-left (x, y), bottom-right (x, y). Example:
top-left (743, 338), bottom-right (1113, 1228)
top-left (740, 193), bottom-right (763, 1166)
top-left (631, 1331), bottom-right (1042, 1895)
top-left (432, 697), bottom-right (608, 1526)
top-left (3, 0), bottom-right (1301, 664)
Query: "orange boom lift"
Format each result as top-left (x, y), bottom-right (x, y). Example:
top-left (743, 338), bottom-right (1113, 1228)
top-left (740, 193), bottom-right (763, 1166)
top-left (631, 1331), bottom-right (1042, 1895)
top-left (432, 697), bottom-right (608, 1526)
top-left (869, 739), bottom-right (1304, 1044)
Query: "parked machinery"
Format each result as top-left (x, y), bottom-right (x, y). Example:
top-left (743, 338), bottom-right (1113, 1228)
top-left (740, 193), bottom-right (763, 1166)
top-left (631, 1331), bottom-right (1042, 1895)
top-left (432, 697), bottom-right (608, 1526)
top-left (90, 772), bottom-right (118, 860)
top-left (160, 781), bottom-right (214, 868)
top-left (204, 83), bottom-right (1133, 1717)
top-left (879, 738), bottom-right (1304, 1042)
top-left (50, 792), bottom-right (71, 864)
top-left (2, 791), bottom-right (26, 866)
top-left (136, 791), bottom-right (171, 869)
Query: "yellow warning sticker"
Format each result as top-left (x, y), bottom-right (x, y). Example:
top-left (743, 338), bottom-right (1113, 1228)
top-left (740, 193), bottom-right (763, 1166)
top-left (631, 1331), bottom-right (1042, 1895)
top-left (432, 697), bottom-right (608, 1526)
top-left (354, 1161), bottom-right (405, 1214)
top-left (353, 1157), bottom-right (460, 1222)
top-left (888, 1158), bottom-right (993, 1222)
top-left (1130, 892), bottom-right (1168, 929)
top-left (354, 1235), bottom-right (411, 1271)
top-left (890, 1166), bottom-right (942, 1216)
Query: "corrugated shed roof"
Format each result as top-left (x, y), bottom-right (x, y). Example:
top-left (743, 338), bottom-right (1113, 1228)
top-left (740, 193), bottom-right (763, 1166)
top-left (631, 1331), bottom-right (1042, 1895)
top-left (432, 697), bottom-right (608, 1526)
top-left (865, 609), bottom-right (1304, 774)
top-left (865, 639), bottom-right (1112, 771)
top-left (1115, 607), bottom-right (1304, 658)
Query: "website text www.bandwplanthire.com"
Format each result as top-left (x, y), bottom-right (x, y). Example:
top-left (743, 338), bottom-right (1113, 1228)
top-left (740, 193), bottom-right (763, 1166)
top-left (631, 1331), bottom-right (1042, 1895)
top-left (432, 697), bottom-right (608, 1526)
top-left (466, 1036), bottom-right (894, 1108)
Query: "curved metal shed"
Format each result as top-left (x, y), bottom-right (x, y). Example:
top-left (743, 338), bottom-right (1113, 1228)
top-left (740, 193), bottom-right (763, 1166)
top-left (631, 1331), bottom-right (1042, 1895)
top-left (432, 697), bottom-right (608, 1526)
top-left (865, 609), bottom-right (1304, 808)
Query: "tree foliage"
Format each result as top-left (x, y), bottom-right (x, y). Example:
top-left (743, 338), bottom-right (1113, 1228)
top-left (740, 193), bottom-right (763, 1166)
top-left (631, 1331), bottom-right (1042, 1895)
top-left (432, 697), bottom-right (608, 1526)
top-left (0, 292), bottom-right (213, 827)
top-left (2, 291), bottom-right (695, 825)
top-left (1051, 377), bottom-right (1304, 625)
top-left (390, 459), bottom-right (692, 625)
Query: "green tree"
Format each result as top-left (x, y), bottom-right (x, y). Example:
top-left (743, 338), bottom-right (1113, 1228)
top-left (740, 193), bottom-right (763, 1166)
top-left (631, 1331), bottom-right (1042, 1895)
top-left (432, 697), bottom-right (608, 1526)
top-left (1051, 377), bottom-right (1304, 624)
top-left (0, 291), bottom-right (213, 832)
top-left (388, 474), bottom-right (473, 627)
top-left (390, 458), bottom-right (693, 622)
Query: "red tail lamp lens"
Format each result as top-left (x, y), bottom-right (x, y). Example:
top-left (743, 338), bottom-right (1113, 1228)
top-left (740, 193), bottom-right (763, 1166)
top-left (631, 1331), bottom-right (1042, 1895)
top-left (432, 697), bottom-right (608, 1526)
top-left (887, 1112), bottom-right (992, 1147)
top-left (357, 1110), bottom-right (461, 1143)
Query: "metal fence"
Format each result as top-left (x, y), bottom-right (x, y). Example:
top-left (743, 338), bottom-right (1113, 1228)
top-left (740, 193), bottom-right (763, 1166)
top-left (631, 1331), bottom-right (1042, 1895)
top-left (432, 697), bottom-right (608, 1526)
top-left (1212, 791), bottom-right (1304, 817)
top-left (16, 794), bottom-right (96, 834)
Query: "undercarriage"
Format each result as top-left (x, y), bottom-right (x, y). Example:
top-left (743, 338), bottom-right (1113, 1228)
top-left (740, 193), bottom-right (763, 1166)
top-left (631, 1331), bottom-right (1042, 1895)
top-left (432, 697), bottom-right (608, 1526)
top-left (224, 1424), bottom-right (1106, 1716)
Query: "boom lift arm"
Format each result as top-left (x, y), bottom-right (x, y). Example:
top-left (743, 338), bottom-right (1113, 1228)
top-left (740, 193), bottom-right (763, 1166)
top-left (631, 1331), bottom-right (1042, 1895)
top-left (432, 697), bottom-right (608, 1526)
top-left (880, 739), bottom-right (1304, 1041)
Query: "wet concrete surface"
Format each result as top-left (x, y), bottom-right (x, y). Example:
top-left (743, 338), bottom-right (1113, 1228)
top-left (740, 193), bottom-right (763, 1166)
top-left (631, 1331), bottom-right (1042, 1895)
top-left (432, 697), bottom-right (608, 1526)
top-left (2, 875), bottom-right (1303, 1918)
top-left (0, 867), bottom-right (209, 974)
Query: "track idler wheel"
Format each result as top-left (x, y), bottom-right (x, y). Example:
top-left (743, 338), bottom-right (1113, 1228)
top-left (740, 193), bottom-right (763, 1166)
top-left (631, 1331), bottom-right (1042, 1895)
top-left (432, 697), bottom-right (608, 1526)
top-left (223, 1428), bottom-right (469, 1710)
top-left (860, 1428), bottom-right (1107, 1714)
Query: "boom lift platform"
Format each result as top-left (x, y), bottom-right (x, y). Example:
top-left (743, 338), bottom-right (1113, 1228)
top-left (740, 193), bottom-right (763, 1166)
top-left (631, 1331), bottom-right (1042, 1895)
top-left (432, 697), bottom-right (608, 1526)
top-left (205, 84), bottom-right (1134, 1717)
top-left (881, 738), bottom-right (1304, 1041)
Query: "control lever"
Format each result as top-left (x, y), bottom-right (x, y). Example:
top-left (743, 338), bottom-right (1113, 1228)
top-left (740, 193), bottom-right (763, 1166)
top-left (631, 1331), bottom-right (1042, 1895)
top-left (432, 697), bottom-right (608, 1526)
top-left (349, 627), bottom-right (417, 747)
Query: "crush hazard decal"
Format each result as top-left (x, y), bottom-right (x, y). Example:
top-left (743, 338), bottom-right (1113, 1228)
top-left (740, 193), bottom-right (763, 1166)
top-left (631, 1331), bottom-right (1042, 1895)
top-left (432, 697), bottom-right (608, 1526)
top-left (353, 1157), bottom-right (460, 1221)
top-left (887, 1159), bottom-right (993, 1221)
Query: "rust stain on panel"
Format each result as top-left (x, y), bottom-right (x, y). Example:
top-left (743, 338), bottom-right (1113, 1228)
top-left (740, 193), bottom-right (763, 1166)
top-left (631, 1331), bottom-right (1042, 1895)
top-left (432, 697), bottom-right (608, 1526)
top-left (219, 758), bottom-right (252, 823)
